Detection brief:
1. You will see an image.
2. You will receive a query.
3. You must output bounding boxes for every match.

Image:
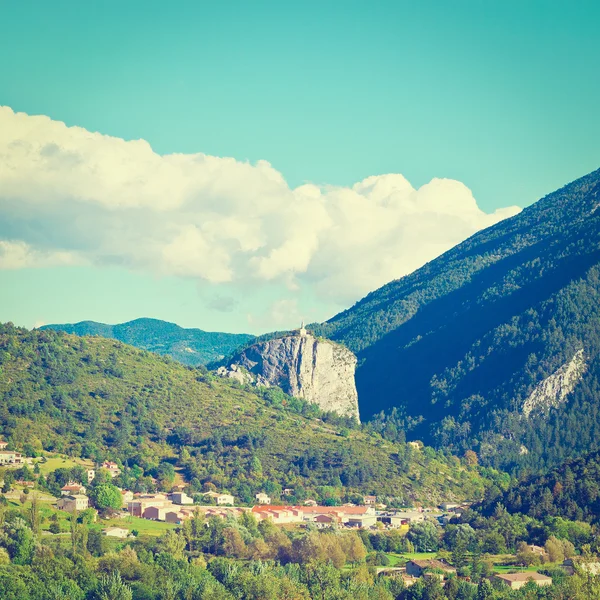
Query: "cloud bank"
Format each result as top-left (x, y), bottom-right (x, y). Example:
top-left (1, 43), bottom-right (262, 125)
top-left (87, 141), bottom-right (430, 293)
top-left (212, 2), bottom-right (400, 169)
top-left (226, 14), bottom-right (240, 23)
top-left (0, 106), bottom-right (521, 311)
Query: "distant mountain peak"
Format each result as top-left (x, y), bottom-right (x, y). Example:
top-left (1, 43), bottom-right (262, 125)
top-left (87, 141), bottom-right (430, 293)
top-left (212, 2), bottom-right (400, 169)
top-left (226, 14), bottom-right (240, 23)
top-left (40, 318), bottom-right (254, 366)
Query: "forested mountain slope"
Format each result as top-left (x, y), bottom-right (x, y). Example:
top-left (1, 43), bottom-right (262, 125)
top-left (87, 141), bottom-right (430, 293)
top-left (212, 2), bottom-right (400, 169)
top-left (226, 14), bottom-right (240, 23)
top-left (41, 317), bottom-right (254, 366)
top-left (0, 323), bottom-right (489, 504)
top-left (480, 450), bottom-right (600, 524)
top-left (315, 168), bottom-right (600, 473)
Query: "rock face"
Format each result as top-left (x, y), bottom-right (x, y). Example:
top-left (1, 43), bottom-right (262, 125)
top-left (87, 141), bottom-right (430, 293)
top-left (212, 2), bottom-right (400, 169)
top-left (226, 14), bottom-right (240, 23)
top-left (522, 348), bottom-right (587, 418)
top-left (220, 330), bottom-right (360, 421)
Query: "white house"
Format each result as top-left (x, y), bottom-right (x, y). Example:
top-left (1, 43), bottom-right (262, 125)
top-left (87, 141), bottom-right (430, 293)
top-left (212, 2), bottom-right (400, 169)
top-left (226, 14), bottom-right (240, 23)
top-left (255, 492), bottom-right (271, 505)
top-left (103, 527), bottom-right (130, 539)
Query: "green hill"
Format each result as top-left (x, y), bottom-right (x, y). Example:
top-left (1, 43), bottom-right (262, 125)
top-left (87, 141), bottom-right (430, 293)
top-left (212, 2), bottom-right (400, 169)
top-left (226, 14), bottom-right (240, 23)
top-left (0, 323), bottom-right (490, 504)
top-left (314, 168), bottom-right (600, 474)
top-left (480, 450), bottom-right (600, 523)
top-left (40, 317), bottom-right (254, 366)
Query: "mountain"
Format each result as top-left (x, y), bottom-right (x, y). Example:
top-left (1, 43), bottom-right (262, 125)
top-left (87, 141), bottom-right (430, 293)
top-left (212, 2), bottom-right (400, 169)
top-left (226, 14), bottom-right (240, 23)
top-left (217, 327), bottom-right (360, 421)
top-left (0, 322), bottom-right (491, 504)
top-left (40, 317), bottom-right (254, 366)
top-left (479, 450), bottom-right (600, 523)
top-left (314, 168), bottom-right (600, 473)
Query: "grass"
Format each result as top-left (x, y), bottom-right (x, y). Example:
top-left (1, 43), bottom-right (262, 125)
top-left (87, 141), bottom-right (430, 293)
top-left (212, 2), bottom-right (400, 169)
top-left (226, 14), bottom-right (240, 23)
top-left (94, 514), bottom-right (176, 537)
top-left (35, 455), bottom-right (94, 476)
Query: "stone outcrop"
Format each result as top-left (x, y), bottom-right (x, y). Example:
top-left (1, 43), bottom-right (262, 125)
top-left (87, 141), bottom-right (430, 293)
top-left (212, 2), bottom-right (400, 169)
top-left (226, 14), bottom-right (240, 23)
top-left (218, 329), bottom-right (360, 421)
top-left (522, 348), bottom-right (587, 418)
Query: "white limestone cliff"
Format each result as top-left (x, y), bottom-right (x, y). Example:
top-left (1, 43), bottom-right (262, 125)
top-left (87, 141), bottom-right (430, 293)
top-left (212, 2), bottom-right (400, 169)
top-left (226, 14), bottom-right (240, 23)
top-left (218, 330), bottom-right (360, 421)
top-left (522, 348), bottom-right (586, 418)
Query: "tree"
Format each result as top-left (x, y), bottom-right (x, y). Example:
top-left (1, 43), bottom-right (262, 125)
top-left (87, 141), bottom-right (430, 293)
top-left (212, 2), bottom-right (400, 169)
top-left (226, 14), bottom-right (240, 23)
top-left (94, 571), bottom-right (132, 600)
top-left (27, 494), bottom-right (41, 538)
top-left (407, 520), bottom-right (441, 552)
top-left (89, 483), bottom-right (122, 511)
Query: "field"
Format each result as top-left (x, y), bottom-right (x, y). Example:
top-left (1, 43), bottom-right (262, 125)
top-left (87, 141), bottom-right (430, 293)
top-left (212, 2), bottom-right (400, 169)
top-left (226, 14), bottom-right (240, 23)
top-left (34, 454), bottom-right (94, 476)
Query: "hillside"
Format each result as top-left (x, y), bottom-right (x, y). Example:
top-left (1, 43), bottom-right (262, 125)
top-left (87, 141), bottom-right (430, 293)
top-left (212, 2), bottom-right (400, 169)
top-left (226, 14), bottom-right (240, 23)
top-left (40, 317), bottom-right (254, 366)
top-left (314, 168), bottom-right (600, 473)
top-left (479, 450), bottom-right (600, 524)
top-left (0, 323), bottom-right (490, 504)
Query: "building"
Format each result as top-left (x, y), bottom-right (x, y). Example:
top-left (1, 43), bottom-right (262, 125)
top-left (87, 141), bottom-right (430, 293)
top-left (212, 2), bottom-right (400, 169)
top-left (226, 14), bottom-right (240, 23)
top-left (255, 492), bottom-right (271, 504)
top-left (378, 511), bottom-right (424, 528)
top-left (127, 494), bottom-right (171, 517)
top-left (406, 560), bottom-right (457, 579)
top-left (143, 505), bottom-right (173, 521)
top-left (204, 491), bottom-right (235, 506)
top-left (86, 469), bottom-right (96, 483)
top-left (0, 450), bottom-right (23, 465)
top-left (61, 483), bottom-right (86, 496)
top-left (346, 514), bottom-right (378, 528)
top-left (100, 461), bottom-right (121, 478)
top-left (57, 495), bottom-right (89, 512)
top-left (103, 527), bottom-right (130, 538)
top-left (407, 441), bottom-right (421, 450)
top-left (121, 490), bottom-right (134, 503)
top-left (171, 492), bottom-right (194, 505)
top-left (314, 514), bottom-right (339, 528)
top-left (494, 573), bottom-right (552, 590)
top-left (440, 502), bottom-right (461, 511)
top-left (283, 488), bottom-right (294, 496)
top-left (363, 495), bottom-right (377, 505)
top-left (0, 440), bottom-right (8, 450)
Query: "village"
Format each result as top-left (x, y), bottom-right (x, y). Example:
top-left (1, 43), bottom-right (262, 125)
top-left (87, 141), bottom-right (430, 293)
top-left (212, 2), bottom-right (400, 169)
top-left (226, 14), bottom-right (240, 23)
top-left (0, 442), bottom-right (596, 592)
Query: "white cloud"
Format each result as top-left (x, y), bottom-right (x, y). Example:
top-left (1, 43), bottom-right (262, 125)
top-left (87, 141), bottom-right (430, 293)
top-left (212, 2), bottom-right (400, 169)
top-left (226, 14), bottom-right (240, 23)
top-left (0, 106), bottom-right (521, 310)
top-left (0, 240), bottom-right (81, 270)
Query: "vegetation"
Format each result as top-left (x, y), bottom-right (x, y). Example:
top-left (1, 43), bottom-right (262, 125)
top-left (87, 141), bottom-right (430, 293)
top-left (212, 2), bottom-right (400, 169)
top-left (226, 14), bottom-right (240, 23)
top-left (480, 450), bottom-right (600, 523)
top-left (40, 318), bottom-right (254, 366)
top-left (0, 323), bottom-right (488, 504)
top-left (313, 168), bottom-right (600, 474)
top-left (0, 497), bottom-right (599, 599)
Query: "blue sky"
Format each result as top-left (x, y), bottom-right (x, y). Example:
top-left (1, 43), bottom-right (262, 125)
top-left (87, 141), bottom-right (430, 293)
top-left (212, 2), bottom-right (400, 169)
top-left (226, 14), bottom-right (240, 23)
top-left (1, 1), bottom-right (599, 333)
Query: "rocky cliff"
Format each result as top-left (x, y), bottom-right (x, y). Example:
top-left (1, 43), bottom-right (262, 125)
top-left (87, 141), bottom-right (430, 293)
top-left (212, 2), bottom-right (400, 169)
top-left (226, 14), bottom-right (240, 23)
top-left (218, 330), bottom-right (360, 421)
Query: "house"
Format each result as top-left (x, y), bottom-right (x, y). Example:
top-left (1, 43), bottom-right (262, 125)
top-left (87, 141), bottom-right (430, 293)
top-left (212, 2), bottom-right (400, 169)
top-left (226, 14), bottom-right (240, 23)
top-left (0, 450), bottom-right (23, 465)
top-left (171, 492), bottom-right (194, 505)
top-left (494, 573), bottom-right (552, 590)
top-left (86, 469), bottom-right (96, 483)
top-left (314, 514), bottom-right (339, 528)
top-left (103, 527), bottom-right (130, 538)
top-left (127, 494), bottom-right (171, 517)
top-left (203, 491), bottom-right (235, 506)
top-left (100, 461), bottom-right (121, 478)
top-left (255, 492), bottom-right (271, 505)
top-left (61, 483), bottom-right (86, 496)
top-left (57, 495), bottom-right (89, 512)
top-left (283, 488), bottom-right (294, 496)
top-left (363, 495), bottom-right (377, 505)
top-left (121, 490), bottom-right (134, 503)
top-left (524, 544), bottom-right (549, 559)
top-left (143, 505), bottom-right (174, 521)
top-left (407, 441), bottom-right (421, 450)
top-left (406, 560), bottom-right (457, 579)
top-left (0, 440), bottom-right (8, 450)
top-left (440, 502), bottom-right (461, 511)
top-left (304, 499), bottom-right (318, 506)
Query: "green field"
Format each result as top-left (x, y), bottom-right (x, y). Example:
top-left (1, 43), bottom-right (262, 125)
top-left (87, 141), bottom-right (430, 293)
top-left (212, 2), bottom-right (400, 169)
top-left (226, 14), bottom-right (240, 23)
top-left (35, 455), bottom-right (94, 476)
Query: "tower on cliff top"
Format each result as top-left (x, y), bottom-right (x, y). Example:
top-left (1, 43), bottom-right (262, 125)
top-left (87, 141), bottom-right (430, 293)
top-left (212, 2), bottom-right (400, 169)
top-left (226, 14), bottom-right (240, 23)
top-left (299, 321), bottom-right (307, 337)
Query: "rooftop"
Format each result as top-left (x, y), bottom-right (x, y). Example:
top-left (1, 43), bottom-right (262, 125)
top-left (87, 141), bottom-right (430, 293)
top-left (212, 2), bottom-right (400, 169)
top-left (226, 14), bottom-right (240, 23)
top-left (495, 573), bottom-right (552, 582)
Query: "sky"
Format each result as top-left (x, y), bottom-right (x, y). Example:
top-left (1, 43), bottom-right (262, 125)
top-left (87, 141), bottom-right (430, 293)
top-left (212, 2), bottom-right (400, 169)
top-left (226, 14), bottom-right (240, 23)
top-left (1, 0), bottom-right (599, 334)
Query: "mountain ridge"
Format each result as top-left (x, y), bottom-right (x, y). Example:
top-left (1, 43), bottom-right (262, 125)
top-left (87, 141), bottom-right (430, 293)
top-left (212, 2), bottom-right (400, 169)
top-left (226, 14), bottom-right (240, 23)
top-left (40, 317), bottom-right (254, 366)
top-left (314, 167), bottom-right (600, 473)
